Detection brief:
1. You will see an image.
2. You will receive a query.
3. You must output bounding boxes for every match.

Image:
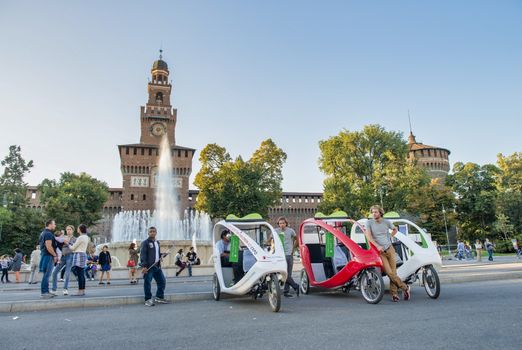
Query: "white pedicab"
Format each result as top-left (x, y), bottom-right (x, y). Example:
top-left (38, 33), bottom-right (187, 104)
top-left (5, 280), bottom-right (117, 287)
top-left (212, 213), bottom-right (288, 312)
top-left (351, 212), bottom-right (442, 299)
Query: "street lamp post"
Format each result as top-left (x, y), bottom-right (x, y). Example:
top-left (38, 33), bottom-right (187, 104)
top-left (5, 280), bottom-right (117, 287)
top-left (442, 204), bottom-right (450, 257)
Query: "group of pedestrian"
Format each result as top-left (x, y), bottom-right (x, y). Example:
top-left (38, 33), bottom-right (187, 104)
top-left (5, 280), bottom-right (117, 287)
top-left (456, 239), bottom-right (495, 262)
top-left (0, 249), bottom-right (23, 283)
top-left (39, 219), bottom-right (90, 298)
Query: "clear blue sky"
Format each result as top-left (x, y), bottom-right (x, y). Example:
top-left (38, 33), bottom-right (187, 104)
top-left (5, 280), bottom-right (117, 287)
top-left (0, 1), bottom-right (520, 192)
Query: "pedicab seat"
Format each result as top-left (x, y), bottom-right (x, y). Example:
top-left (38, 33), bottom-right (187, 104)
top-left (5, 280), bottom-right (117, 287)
top-left (392, 241), bottom-right (405, 268)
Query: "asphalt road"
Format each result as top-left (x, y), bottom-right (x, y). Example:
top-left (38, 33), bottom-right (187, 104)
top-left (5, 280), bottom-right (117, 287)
top-left (1, 279), bottom-right (521, 350)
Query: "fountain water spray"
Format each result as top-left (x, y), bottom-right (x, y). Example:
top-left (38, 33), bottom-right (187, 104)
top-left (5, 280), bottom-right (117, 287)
top-left (111, 135), bottom-right (212, 243)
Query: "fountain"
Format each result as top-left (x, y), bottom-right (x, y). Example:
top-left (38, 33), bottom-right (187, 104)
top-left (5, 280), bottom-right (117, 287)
top-left (108, 136), bottom-right (213, 269)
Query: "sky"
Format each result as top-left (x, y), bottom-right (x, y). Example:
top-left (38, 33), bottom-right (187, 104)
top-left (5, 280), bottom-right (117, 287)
top-left (0, 1), bottom-right (520, 192)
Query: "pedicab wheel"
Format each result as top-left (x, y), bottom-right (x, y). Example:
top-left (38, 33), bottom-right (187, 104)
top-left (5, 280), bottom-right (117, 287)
top-left (212, 273), bottom-right (221, 301)
top-left (267, 273), bottom-right (281, 312)
top-left (300, 269), bottom-right (310, 295)
top-left (422, 265), bottom-right (440, 299)
top-left (360, 268), bottom-right (384, 304)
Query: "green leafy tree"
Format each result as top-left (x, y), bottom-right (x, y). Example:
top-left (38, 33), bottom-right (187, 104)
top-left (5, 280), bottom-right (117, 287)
top-left (0, 145), bottom-right (34, 209)
top-left (494, 213), bottom-right (514, 241)
top-left (446, 162), bottom-right (499, 241)
top-left (318, 124), bottom-right (426, 218)
top-left (0, 145), bottom-right (44, 255)
top-left (38, 172), bottom-right (109, 228)
top-left (194, 139), bottom-right (287, 219)
top-left (405, 180), bottom-right (456, 244)
top-left (496, 152), bottom-right (522, 235)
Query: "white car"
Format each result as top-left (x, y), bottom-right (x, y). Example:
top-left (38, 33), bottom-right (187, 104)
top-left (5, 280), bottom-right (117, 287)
top-left (351, 212), bottom-right (442, 299)
top-left (212, 213), bottom-right (288, 312)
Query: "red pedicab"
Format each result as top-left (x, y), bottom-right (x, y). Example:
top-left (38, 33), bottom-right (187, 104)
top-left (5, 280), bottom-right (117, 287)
top-left (299, 211), bottom-right (385, 304)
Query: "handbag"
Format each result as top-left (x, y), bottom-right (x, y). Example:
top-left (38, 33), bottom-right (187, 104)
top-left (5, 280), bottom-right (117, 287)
top-left (127, 259), bottom-right (136, 268)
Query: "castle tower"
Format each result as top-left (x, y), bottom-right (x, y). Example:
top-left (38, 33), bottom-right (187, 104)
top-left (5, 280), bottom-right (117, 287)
top-left (407, 129), bottom-right (451, 181)
top-left (118, 51), bottom-right (195, 213)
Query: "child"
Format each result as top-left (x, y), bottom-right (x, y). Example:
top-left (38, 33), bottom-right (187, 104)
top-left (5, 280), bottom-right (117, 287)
top-left (98, 245), bottom-right (112, 285)
top-left (0, 255), bottom-right (11, 283)
top-left (85, 253), bottom-right (97, 281)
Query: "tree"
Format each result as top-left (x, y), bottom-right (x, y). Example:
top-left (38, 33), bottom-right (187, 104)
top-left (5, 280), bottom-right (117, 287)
top-left (318, 124), bottom-right (426, 218)
top-left (0, 145), bottom-right (34, 209)
top-left (446, 162), bottom-right (499, 241)
top-left (496, 152), bottom-right (522, 235)
top-left (38, 172), bottom-right (109, 228)
top-left (404, 180), bottom-right (456, 244)
top-left (0, 145), bottom-right (44, 256)
top-left (194, 139), bottom-right (287, 219)
top-left (494, 213), bottom-right (514, 241)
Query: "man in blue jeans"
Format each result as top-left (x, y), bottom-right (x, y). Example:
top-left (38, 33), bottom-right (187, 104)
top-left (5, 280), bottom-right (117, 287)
top-left (39, 219), bottom-right (58, 299)
top-left (140, 227), bottom-right (168, 307)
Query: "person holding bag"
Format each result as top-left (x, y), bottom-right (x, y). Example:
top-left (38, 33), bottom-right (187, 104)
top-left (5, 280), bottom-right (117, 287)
top-left (128, 242), bottom-right (139, 284)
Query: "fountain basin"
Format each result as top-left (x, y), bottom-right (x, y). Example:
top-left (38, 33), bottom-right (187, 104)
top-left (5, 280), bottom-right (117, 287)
top-left (105, 240), bottom-right (214, 268)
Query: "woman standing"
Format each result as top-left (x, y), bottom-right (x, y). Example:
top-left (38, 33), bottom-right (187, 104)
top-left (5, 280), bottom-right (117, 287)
top-left (11, 248), bottom-right (23, 283)
top-left (475, 240), bottom-right (483, 262)
top-left (128, 242), bottom-right (139, 284)
top-left (60, 225), bottom-right (76, 295)
top-left (98, 245), bottom-right (112, 285)
top-left (70, 224), bottom-right (90, 296)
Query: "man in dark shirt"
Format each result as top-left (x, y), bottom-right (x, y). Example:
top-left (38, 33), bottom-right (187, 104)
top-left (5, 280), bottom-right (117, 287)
top-left (140, 227), bottom-right (168, 306)
top-left (39, 219), bottom-right (58, 299)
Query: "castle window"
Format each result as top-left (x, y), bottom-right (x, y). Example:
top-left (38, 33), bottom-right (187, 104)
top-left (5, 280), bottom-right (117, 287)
top-left (143, 194), bottom-right (146, 201)
top-left (31, 191), bottom-right (36, 199)
top-left (149, 149), bottom-right (152, 156)
top-left (156, 92), bottom-right (163, 103)
top-left (141, 148), bottom-right (144, 156)
top-left (133, 148), bottom-right (137, 155)
top-left (185, 150), bottom-right (188, 157)
top-left (178, 150), bottom-right (181, 157)
top-left (131, 194), bottom-right (134, 200)
top-left (125, 147), bottom-right (129, 155)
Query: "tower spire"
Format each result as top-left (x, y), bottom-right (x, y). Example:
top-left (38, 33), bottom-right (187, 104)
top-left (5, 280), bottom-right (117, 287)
top-left (408, 110), bottom-right (417, 144)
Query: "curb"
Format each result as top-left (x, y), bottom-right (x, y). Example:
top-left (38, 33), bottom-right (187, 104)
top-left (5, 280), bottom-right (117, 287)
top-left (0, 292), bottom-right (213, 313)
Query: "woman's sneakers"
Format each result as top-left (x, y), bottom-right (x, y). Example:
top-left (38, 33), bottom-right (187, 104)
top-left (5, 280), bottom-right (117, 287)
top-left (392, 295), bottom-right (400, 302)
top-left (63, 289), bottom-right (68, 296)
top-left (403, 285), bottom-right (411, 301)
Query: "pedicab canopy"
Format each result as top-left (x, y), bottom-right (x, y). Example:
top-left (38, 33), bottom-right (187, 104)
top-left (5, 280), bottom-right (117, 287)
top-left (224, 213), bottom-right (264, 262)
top-left (225, 213), bottom-right (264, 222)
top-left (312, 210), bottom-right (351, 258)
